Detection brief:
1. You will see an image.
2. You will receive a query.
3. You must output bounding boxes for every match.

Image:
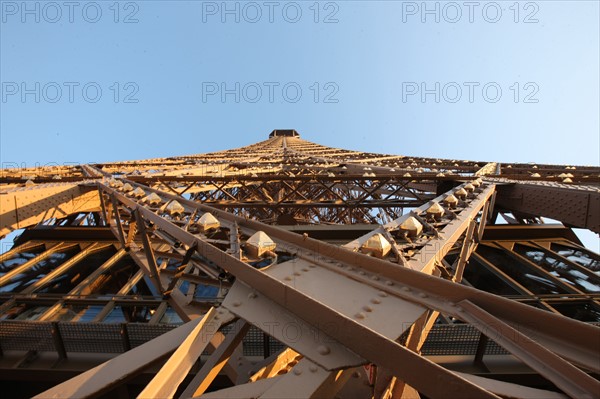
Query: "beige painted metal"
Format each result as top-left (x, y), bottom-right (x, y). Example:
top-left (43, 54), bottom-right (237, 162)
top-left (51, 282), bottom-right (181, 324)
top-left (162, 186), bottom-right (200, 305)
top-left (127, 241), bottom-right (249, 385)
top-left (71, 247), bottom-right (126, 295)
top-left (138, 307), bottom-right (231, 399)
top-left (179, 320), bottom-right (250, 398)
top-left (5, 134), bottom-right (600, 398)
top-left (406, 185), bottom-right (495, 273)
top-left (106, 184), bottom-right (589, 384)
top-left (197, 376), bottom-right (282, 398)
top-left (0, 239), bottom-right (45, 262)
top-left (249, 348), bottom-right (302, 382)
top-left (0, 182), bottom-right (101, 237)
top-left (0, 242), bottom-right (67, 287)
top-left (259, 359), bottom-right (354, 399)
top-left (455, 372), bottom-right (569, 399)
top-left (262, 257), bottom-right (427, 341)
top-left (34, 317), bottom-right (209, 399)
top-left (343, 183), bottom-right (495, 273)
top-left (379, 310), bottom-right (441, 398)
top-left (453, 219), bottom-right (477, 282)
top-left (38, 246), bottom-right (126, 321)
top-left (90, 266), bottom-right (145, 322)
top-left (128, 245), bottom-right (204, 321)
top-left (98, 183), bottom-right (600, 394)
top-left (458, 300), bottom-right (600, 399)
top-left (223, 281), bottom-right (366, 370)
top-left (475, 162), bottom-right (499, 176)
top-left (252, 182), bottom-right (491, 396)
top-left (20, 242), bottom-right (111, 294)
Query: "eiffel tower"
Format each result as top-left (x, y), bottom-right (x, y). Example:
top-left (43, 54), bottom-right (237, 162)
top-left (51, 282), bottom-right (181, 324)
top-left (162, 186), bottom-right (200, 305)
top-left (0, 129), bottom-right (599, 398)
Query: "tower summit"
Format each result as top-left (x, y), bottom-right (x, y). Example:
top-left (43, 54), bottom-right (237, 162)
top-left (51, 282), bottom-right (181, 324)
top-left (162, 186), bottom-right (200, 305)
top-left (268, 129), bottom-right (300, 138)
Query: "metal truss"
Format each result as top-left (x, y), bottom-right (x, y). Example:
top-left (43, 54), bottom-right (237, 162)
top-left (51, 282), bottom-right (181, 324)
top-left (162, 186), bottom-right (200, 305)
top-left (0, 182), bottom-right (100, 237)
top-left (1, 131), bottom-right (599, 399)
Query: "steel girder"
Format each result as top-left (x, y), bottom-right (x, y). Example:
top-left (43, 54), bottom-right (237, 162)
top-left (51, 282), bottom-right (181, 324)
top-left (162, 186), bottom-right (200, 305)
top-left (2, 133), bottom-right (600, 399)
top-left (0, 182), bottom-right (101, 238)
top-left (493, 180), bottom-right (600, 233)
top-left (32, 177), bottom-right (598, 399)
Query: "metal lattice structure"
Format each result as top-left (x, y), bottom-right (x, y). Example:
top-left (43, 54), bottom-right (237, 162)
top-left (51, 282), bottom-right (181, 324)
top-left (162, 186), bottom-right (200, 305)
top-left (0, 130), bottom-right (599, 398)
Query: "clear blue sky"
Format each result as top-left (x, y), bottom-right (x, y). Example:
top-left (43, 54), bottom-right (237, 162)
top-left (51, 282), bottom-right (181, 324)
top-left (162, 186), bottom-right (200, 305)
top-left (1, 0), bottom-right (598, 248)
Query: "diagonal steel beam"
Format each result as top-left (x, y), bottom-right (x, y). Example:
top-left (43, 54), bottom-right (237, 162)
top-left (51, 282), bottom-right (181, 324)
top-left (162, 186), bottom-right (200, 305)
top-left (100, 188), bottom-right (500, 398)
top-left (0, 242), bottom-right (68, 287)
top-left (98, 180), bottom-right (600, 396)
top-left (138, 307), bottom-right (233, 399)
top-left (33, 317), bottom-right (210, 399)
top-left (179, 319), bottom-right (250, 398)
top-left (458, 300), bottom-right (600, 399)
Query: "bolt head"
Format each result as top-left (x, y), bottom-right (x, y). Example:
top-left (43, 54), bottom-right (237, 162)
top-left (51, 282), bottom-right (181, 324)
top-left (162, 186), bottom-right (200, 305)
top-left (317, 345), bottom-right (330, 355)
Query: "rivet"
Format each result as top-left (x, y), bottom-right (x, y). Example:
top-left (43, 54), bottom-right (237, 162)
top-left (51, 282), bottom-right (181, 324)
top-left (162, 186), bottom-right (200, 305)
top-left (359, 271), bottom-right (366, 275)
top-left (232, 301), bottom-right (242, 307)
top-left (317, 345), bottom-right (330, 355)
top-left (248, 292), bottom-right (257, 299)
top-left (302, 268), bottom-right (309, 272)
top-left (449, 302), bottom-right (456, 307)
top-left (309, 264), bottom-right (316, 268)
top-left (353, 371), bottom-right (361, 378)
top-left (355, 312), bottom-right (366, 319)
top-left (457, 307), bottom-right (464, 312)
top-left (309, 365), bottom-right (318, 373)
top-left (378, 291), bottom-right (388, 297)
top-left (293, 271), bottom-right (301, 276)
top-left (363, 305), bottom-right (373, 312)
top-left (402, 286), bottom-right (412, 292)
top-left (294, 368), bottom-right (302, 375)
top-left (284, 276), bottom-right (292, 281)
top-left (371, 298), bottom-right (382, 304)
top-left (385, 280), bottom-right (393, 286)
top-left (371, 275), bottom-right (380, 281)
top-left (419, 292), bottom-right (428, 298)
